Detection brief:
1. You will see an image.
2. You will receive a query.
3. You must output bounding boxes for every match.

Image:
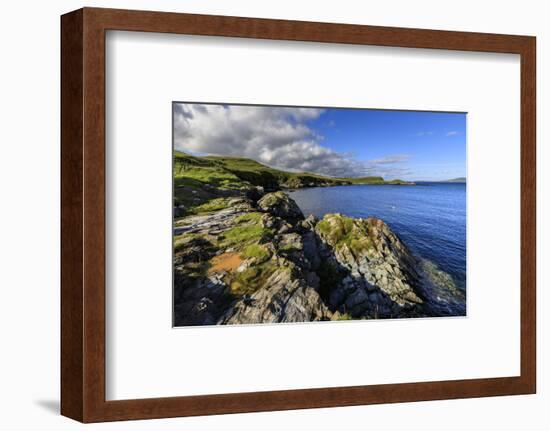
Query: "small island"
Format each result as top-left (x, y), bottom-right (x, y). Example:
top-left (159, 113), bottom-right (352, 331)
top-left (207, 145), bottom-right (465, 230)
top-left (442, 177), bottom-right (466, 183)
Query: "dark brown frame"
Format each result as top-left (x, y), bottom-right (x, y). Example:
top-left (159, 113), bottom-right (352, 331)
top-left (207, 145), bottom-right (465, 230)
top-left (61, 7), bottom-right (536, 423)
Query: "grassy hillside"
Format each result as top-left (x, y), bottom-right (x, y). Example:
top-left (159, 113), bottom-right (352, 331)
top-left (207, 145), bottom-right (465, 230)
top-left (444, 177), bottom-right (466, 183)
top-left (173, 151), bottom-right (414, 217)
top-left (173, 151), bottom-right (409, 189)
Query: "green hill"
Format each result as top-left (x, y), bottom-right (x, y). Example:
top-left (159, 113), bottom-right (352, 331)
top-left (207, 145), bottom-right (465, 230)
top-left (173, 152), bottom-right (414, 216)
top-left (174, 151), bottom-right (409, 189)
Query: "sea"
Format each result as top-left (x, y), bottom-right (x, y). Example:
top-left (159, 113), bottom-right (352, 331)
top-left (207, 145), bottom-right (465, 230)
top-left (290, 182), bottom-right (466, 292)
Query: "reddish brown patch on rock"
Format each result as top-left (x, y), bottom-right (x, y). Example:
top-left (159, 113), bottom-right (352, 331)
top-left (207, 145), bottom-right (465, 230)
top-left (208, 252), bottom-right (243, 274)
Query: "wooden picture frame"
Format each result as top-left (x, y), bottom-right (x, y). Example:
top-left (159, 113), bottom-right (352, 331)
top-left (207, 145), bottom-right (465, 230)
top-left (61, 7), bottom-right (536, 423)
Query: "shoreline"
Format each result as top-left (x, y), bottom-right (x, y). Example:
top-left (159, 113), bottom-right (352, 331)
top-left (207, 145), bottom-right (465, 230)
top-left (284, 180), bottom-right (466, 192)
top-left (173, 187), bottom-right (466, 326)
top-left (286, 185), bottom-right (466, 293)
top-left (284, 182), bottom-right (418, 192)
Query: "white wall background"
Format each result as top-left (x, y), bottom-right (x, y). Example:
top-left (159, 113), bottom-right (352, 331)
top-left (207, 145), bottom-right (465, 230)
top-left (0, 0), bottom-right (547, 429)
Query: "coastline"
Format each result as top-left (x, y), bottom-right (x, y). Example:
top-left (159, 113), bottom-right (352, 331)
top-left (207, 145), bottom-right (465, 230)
top-left (173, 179), bottom-right (465, 325)
top-left (289, 182), bottom-right (467, 292)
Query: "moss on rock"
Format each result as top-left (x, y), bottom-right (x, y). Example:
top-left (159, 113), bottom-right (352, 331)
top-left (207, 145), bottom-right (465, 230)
top-left (257, 191), bottom-right (304, 221)
top-left (241, 243), bottom-right (271, 263)
top-left (316, 214), bottom-right (376, 256)
top-left (229, 260), bottom-right (279, 296)
top-left (189, 197), bottom-right (232, 214)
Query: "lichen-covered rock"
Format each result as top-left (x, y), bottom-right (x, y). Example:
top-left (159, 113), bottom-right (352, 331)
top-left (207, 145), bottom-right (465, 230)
top-left (220, 257), bottom-right (332, 324)
top-left (258, 191), bottom-right (304, 222)
top-left (299, 214), bottom-right (319, 231)
top-left (315, 214), bottom-right (423, 318)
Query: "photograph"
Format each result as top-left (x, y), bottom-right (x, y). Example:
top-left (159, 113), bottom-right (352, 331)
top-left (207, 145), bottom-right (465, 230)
top-left (172, 103), bottom-right (467, 326)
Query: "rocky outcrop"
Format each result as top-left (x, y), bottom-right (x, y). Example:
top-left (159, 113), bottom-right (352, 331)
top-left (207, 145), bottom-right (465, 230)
top-left (220, 257), bottom-right (332, 324)
top-left (279, 176), bottom-right (352, 189)
top-left (314, 214), bottom-right (423, 318)
top-left (173, 191), bottom-right (465, 326)
top-left (257, 191), bottom-right (304, 222)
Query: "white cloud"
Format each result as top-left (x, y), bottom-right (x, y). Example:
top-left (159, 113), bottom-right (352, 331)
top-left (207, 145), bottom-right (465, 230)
top-left (368, 154), bottom-right (410, 164)
top-left (173, 103), bottom-right (410, 179)
top-left (446, 130), bottom-right (460, 136)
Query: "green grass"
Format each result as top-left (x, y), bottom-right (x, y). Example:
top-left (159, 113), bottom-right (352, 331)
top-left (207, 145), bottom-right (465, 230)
top-left (234, 212), bottom-right (263, 224)
top-left (173, 232), bottom-right (196, 253)
top-left (173, 152), bottom-right (249, 189)
top-left (316, 214), bottom-right (375, 256)
top-left (280, 243), bottom-right (300, 253)
top-left (172, 232), bottom-right (216, 264)
top-left (241, 244), bottom-right (271, 263)
top-left (205, 155), bottom-right (277, 172)
top-left (220, 210), bottom-right (272, 248)
top-left (219, 225), bottom-right (273, 247)
top-left (345, 176), bottom-right (384, 184)
top-left (174, 151), bottom-right (409, 190)
top-left (344, 177), bottom-right (413, 185)
top-left (204, 155), bottom-right (335, 188)
top-left (386, 179), bottom-right (412, 185)
top-left (175, 166), bottom-right (245, 189)
top-left (316, 216), bottom-right (355, 242)
top-left (214, 210), bottom-right (276, 295)
top-left (229, 260), bottom-right (279, 296)
top-left (189, 197), bottom-right (232, 214)
top-left (173, 176), bottom-right (203, 189)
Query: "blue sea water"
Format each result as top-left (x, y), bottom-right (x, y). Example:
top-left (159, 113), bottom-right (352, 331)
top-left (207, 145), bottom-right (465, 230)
top-left (289, 183), bottom-right (466, 292)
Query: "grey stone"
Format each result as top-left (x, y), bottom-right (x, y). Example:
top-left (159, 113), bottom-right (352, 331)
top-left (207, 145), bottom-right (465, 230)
top-left (258, 191), bottom-right (304, 222)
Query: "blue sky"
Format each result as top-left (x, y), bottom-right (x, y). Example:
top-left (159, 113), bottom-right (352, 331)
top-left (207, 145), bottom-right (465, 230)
top-left (309, 109), bottom-right (466, 181)
top-left (174, 103), bottom-right (466, 181)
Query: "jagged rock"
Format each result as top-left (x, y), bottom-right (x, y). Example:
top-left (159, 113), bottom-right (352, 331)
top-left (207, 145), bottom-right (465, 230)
top-left (279, 177), bottom-right (306, 188)
top-left (277, 232), bottom-right (311, 269)
top-left (174, 197), bottom-right (256, 236)
top-left (258, 191), bottom-right (304, 222)
top-left (299, 214), bottom-right (318, 230)
top-left (315, 214), bottom-right (423, 316)
top-left (278, 233), bottom-right (302, 251)
top-left (301, 231), bottom-right (321, 270)
top-left (245, 186), bottom-right (265, 202)
top-left (260, 213), bottom-right (278, 229)
top-left (220, 260), bottom-right (332, 324)
top-left (173, 275), bottom-right (233, 326)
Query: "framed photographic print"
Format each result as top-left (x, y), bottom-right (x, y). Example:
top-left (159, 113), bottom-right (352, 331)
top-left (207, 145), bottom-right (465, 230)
top-left (61, 7), bottom-right (536, 422)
